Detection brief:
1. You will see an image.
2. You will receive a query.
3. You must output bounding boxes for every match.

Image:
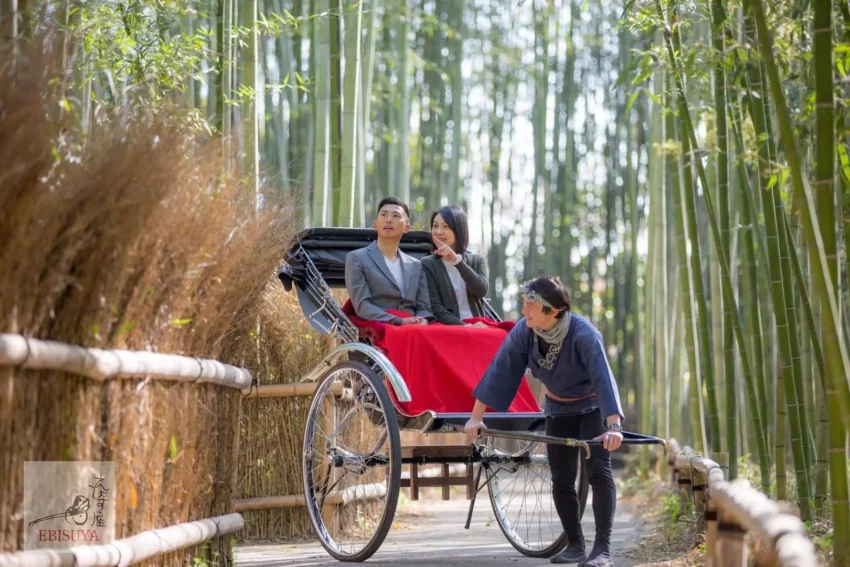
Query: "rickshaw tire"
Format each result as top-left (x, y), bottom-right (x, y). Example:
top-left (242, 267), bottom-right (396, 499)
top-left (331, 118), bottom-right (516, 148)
top-left (303, 360), bottom-right (402, 563)
top-left (578, 457), bottom-right (589, 519)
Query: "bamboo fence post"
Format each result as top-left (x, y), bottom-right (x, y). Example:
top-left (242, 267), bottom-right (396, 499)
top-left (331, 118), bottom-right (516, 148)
top-left (692, 464), bottom-right (707, 530)
top-left (675, 447), bottom-right (693, 508)
top-left (704, 460), bottom-right (725, 567)
top-left (667, 439), bottom-right (680, 487)
top-left (705, 498), bottom-right (719, 567)
top-left (715, 508), bottom-right (748, 566)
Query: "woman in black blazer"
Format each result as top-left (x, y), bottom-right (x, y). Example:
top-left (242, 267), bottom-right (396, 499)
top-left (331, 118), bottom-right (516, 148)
top-left (421, 205), bottom-right (491, 326)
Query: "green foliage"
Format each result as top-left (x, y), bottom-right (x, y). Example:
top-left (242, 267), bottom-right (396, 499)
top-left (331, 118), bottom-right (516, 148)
top-left (69, 1), bottom-right (209, 103)
top-left (657, 490), bottom-right (700, 552)
top-left (663, 492), bottom-right (684, 525)
top-left (191, 539), bottom-right (221, 567)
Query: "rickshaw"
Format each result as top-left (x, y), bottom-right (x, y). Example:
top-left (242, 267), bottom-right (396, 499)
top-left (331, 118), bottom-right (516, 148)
top-left (278, 228), bottom-right (664, 562)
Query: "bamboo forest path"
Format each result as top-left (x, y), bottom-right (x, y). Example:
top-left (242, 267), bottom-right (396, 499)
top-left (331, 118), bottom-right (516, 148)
top-left (234, 472), bottom-right (645, 567)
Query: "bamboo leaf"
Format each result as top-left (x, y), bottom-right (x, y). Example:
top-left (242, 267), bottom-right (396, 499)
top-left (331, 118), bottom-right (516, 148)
top-left (625, 90), bottom-right (641, 115)
top-left (767, 173), bottom-right (778, 189)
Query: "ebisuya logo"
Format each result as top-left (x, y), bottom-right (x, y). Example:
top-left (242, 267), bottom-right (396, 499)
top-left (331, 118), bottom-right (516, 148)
top-left (23, 462), bottom-right (115, 549)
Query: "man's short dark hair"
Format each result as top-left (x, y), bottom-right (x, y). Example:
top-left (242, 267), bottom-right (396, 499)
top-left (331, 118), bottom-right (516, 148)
top-left (524, 276), bottom-right (571, 318)
top-left (376, 197), bottom-right (410, 220)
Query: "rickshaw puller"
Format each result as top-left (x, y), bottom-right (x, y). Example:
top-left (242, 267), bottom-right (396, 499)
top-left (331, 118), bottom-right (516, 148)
top-left (464, 277), bottom-right (625, 567)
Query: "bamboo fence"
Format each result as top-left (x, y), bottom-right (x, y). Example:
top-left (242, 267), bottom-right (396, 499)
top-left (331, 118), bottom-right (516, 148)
top-left (665, 439), bottom-right (819, 566)
top-left (0, 514), bottom-right (244, 567)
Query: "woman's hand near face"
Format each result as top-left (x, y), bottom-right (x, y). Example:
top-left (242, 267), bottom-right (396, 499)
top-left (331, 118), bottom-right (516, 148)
top-left (432, 234), bottom-right (459, 264)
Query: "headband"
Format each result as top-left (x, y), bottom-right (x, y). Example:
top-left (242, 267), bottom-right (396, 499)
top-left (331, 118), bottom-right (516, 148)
top-left (521, 282), bottom-right (560, 311)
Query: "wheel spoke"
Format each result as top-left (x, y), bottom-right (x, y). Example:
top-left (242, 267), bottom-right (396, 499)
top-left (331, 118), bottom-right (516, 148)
top-left (487, 436), bottom-right (565, 557)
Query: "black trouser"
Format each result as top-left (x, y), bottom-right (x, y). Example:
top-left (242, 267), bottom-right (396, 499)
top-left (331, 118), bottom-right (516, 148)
top-left (546, 409), bottom-right (616, 550)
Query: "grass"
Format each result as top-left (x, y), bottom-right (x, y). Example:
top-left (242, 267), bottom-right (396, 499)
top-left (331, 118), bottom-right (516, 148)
top-left (616, 456), bottom-right (705, 566)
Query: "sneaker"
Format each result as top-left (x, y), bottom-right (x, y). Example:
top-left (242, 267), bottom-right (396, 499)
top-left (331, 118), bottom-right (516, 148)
top-left (550, 542), bottom-right (587, 564)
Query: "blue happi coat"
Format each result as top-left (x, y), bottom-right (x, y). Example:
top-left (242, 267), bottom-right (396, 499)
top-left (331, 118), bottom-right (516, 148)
top-left (472, 314), bottom-right (625, 420)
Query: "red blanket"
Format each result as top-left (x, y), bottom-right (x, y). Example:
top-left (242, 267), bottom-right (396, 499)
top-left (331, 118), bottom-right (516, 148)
top-left (342, 302), bottom-right (540, 415)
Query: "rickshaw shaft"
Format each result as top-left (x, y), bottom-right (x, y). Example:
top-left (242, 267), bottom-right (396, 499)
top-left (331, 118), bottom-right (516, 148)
top-left (480, 428), bottom-right (665, 446)
top-left (478, 428), bottom-right (667, 458)
top-left (331, 453), bottom-right (527, 467)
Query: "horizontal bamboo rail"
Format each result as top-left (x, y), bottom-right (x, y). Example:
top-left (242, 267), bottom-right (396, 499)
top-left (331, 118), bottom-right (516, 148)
top-left (0, 333), bottom-right (253, 389)
top-left (240, 381), bottom-right (350, 399)
top-left (665, 439), bottom-right (818, 567)
top-left (234, 463), bottom-right (468, 512)
top-left (0, 513), bottom-right (244, 567)
top-left (234, 482), bottom-right (387, 512)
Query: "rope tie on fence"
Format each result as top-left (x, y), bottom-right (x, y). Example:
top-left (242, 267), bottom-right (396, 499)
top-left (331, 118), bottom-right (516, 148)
top-left (13, 335), bottom-right (32, 369)
top-left (702, 463), bottom-right (723, 494)
top-left (241, 373), bottom-right (260, 398)
top-left (717, 521), bottom-right (747, 534)
top-left (193, 356), bottom-right (205, 381)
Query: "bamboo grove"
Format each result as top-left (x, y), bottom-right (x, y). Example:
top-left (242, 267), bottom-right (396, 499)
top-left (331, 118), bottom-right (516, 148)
top-left (1, 0), bottom-right (849, 560)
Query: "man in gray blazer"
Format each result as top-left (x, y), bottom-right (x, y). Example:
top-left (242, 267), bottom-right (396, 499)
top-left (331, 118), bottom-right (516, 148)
top-left (345, 197), bottom-right (434, 326)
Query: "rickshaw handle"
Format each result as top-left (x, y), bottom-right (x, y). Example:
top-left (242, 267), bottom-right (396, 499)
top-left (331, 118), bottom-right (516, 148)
top-left (468, 428), bottom-right (667, 459)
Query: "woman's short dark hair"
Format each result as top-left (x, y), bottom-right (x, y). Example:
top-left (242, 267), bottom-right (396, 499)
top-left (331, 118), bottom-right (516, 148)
top-left (429, 205), bottom-right (469, 256)
top-left (523, 276), bottom-right (571, 318)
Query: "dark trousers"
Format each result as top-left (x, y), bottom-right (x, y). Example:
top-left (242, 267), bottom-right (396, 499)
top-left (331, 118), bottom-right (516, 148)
top-left (546, 409), bottom-right (616, 549)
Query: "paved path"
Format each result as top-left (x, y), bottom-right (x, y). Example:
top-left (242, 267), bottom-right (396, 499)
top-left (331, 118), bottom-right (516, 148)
top-left (235, 490), bottom-right (644, 567)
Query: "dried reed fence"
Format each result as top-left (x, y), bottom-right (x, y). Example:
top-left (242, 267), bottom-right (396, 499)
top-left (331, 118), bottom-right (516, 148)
top-left (665, 439), bottom-right (819, 566)
top-left (233, 286), bottom-right (336, 541)
top-left (0, 46), bottom-right (297, 564)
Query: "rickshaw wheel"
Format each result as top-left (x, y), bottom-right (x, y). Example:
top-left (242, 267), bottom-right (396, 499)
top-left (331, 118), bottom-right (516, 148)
top-left (485, 422), bottom-right (589, 558)
top-left (302, 360), bottom-right (401, 562)
top-left (578, 456), bottom-right (589, 519)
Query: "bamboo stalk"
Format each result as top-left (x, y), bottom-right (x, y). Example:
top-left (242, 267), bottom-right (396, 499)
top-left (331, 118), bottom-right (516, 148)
top-left (0, 514), bottom-right (244, 567)
top-left (729, 106), bottom-right (772, 488)
top-left (338, 0), bottom-right (363, 226)
top-left (812, 0), bottom-right (850, 554)
top-left (446, 0), bottom-right (463, 205)
top-left (312, 0), bottom-right (332, 226)
top-left (667, 10), bottom-right (721, 455)
top-left (746, 0), bottom-right (850, 432)
top-left (746, 0), bottom-right (850, 525)
top-left (242, 0), bottom-right (259, 206)
top-left (657, 0), bottom-right (769, 489)
top-left (666, 72), bottom-right (707, 454)
top-left (0, 333), bottom-right (252, 389)
top-left (738, 7), bottom-right (813, 508)
top-left (396, 0), bottom-right (410, 203)
top-left (709, 0), bottom-right (737, 479)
